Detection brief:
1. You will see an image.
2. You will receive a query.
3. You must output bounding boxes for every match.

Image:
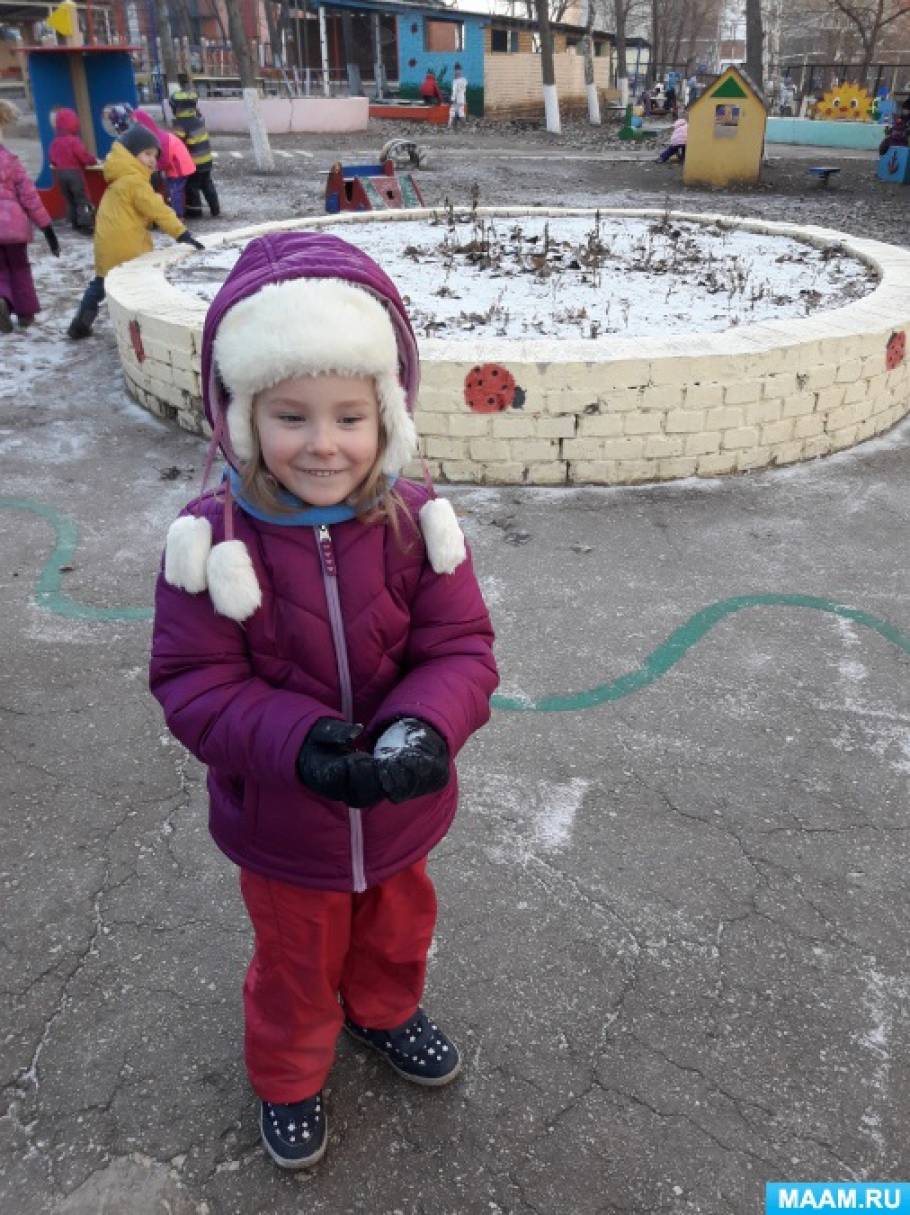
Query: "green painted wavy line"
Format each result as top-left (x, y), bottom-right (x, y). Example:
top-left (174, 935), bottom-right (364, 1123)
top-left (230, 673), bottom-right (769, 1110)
top-left (3, 500), bottom-right (908, 709)
top-left (1, 497), bottom-right (151, 622)
top-left (493, 595), bottom-right (910, 711)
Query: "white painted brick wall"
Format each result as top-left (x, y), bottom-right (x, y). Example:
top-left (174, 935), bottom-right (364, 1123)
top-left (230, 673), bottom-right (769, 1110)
top-left (107, 209), bottom-right (910, 489)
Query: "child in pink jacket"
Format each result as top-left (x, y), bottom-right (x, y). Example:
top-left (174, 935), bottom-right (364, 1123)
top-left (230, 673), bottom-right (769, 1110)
top-left (132, 109), bottom-right (195, 218)
top-left (657, 116), bottom-right (688, 163)
top-left (0, 100), bottom-right (60, 331)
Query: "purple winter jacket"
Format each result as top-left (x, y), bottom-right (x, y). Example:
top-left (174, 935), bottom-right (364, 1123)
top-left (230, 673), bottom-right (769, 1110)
top-left (149, 232), bottom-right (499, 891)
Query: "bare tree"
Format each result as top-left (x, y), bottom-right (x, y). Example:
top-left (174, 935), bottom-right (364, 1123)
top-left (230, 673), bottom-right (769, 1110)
top-left (340, 10), bottom-right (363, 94)
top-left (650, 0), bottom-right (663, 78)
top-left (535, 0), bottom-right (562, 130)
top-left (746, 0), bottom-right (765, 85)
top-left (261, 1), bottom-right (292, 66)
top-left (613, 0), bottom-right (634, 101)
top-left (200, 0), bottom-right (229, 45)
top-left (263, 0), bottom-right (282, 65)
top-left (222, 0), bottom-right (275, 170)
top-left (168, 0), bottom-right (195, 76)
top-left (581, 0), bottom-right (601, 120)
top-left (222, 0), bottom-right (256, 86)
top-left (828, 0), bottom-right (910, 72)
top-left (511, 0), bottom-right (578, 22)
top-left (152, 0), bottom-right (179, 91)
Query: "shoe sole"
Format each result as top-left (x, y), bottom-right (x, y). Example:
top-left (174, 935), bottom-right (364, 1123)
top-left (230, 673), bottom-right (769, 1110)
top-left (259, 1105), bottom-right (328, 1170)
top-left (343, 1024), bottom-right (463, 1087)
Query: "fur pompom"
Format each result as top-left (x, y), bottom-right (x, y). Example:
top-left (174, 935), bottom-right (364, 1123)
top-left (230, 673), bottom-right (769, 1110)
top-left (205, 540), bottom-right (262, 622)
top-left (164, 515), bottom-right (212, 593)
top-left (419, 497), bottom-right (466, 575)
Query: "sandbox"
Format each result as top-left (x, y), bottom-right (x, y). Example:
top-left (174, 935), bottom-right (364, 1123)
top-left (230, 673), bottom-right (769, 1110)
top-left (106, 208), bottom-right (910, 485)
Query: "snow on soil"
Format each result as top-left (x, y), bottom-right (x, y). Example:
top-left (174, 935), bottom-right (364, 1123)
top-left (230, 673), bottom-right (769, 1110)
top-left (169, 213), bottom-right (876, 341)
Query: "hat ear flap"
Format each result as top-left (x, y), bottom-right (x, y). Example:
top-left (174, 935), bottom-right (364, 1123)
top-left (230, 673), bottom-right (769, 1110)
top-left (226, 389), bottom-right (254, 463)
top-left (378, 373), bottom-right (418, 475)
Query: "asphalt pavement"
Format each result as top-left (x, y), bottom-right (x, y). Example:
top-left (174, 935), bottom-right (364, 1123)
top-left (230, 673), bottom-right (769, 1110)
top-left (0, 114), bottom-right (908, 1215)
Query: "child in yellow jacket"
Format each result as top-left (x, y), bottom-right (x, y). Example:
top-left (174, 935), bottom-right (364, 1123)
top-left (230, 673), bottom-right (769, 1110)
top-left (68, 124), bottom-right (203, 339)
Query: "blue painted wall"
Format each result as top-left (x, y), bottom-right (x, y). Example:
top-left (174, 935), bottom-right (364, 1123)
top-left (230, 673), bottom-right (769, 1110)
top-left (766, 116), bottom-right (885, 149)
top-left (30, 50), bottom-right (137, 187)
top-left (397, 13), bottom-right (486, 113)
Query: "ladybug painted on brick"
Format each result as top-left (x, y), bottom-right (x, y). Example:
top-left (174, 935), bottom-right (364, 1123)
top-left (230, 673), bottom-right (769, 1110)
top-left (886, 330), bottom-right (906, 371)
top-left (464, 364), bottom-right (518, 413)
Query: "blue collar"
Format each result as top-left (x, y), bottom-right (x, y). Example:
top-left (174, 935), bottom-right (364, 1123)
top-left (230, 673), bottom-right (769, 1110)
top-left (227, 467), bottom-right (396, 526)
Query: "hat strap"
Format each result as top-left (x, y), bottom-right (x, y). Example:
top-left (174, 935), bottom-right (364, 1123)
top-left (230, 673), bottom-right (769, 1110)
top-left (223, 471), bottom-right (235, 541)
top-left (418, 451), bottom-right (436, 498)
top-left (198, 406), bottom-right (235, 541)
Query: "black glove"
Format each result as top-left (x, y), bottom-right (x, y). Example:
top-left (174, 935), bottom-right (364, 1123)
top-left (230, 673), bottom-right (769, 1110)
top-left (177, 230), bottom-right (205, 251)
top-left (296, 718), bottom-right (383, 808)
top-left (373, 718), bottom-right (449, 804)
top-left (42, 226), bottom-right (60, 257)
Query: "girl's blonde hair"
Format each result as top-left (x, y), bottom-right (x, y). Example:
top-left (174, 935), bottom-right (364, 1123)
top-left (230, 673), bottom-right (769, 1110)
top-left (0, 100), bottom-right (21, 129)
top-left (239, 387), bottom-right (414, 546)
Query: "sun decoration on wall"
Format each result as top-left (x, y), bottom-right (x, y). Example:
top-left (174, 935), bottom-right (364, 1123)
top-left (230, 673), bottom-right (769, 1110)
top-left (816, 82), bottom-right (874, 122)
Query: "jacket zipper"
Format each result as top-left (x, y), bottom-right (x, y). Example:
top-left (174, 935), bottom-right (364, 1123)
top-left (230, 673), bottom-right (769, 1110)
top-left (315, 524), bottom-right (367, 893)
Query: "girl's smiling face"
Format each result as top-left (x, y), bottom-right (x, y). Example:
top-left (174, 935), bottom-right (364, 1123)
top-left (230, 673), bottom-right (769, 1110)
top-left (253, 374), bottom-right (381, 507)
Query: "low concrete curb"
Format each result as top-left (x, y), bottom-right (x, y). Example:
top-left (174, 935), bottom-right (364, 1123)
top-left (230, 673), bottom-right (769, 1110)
top-left (106, 207), bottom-right (910, 485)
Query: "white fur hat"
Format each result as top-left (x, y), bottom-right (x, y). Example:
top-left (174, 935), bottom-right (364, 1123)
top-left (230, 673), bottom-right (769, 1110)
top-left (163, 238), bottom-right (467, 623)
top-left (213, 277), bottom-right (418, 475)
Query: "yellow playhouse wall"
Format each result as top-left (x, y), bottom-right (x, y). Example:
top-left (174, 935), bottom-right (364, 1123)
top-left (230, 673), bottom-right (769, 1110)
top-left (683, 95), bottom-right (766, 187)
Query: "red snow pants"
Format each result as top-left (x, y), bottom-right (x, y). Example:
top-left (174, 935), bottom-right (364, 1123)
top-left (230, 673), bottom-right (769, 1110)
top-left (239, 860), bottom-right (437, 1103)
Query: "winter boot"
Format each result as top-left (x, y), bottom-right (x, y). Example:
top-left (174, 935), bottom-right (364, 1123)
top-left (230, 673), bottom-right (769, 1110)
top-left (344, 1008), bottom-right (461, 1086)
top-left (259, 1092), bottom-right (327, 1170)
top-left (0, 299), bottom-right (12, 334)
top-left (18, 315), bottom-right (34, 330)
top-left (67, 306), bottom-right (96, 340)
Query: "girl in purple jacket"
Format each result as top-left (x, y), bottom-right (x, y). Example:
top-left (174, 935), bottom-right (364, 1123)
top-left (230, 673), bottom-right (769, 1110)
top-left (150, 230), bottom-right (498, 1170)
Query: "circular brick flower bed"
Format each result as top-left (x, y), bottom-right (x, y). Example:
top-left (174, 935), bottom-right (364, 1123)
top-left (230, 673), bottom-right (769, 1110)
top-left (106, 208), bottom-right (910, 485)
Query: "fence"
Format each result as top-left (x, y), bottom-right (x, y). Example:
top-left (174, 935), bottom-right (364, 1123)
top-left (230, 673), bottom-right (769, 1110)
top-left (771, 61), bottom-right (910, 99)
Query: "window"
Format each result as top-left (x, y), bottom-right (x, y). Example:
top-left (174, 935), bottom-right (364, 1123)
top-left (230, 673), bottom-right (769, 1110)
top-left (713, 103), bottom-right (741, 137)
top-left (490, 28), bottom-right (519, 52)
top-left (425, 18), bottom-right (464, 52)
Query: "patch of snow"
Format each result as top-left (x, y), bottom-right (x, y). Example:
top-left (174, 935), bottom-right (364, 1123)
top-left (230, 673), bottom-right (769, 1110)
top-left (473, 773), bottom-right (589, 862)
top-left (530, 777), bottom-right (588, 851)
top-left (854, 965), bottom-right (908, 1161)
top-left (168, 214), bottom-right (875, 341)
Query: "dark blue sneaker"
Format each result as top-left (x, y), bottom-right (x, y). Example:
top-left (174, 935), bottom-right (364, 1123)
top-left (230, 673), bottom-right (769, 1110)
top-left (259, 1092), bottom-right (327, 1169)
top-left (344, 1008), bottom-right (462, 1086)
